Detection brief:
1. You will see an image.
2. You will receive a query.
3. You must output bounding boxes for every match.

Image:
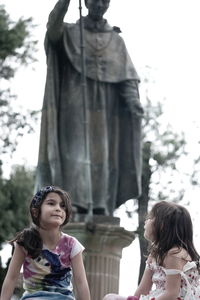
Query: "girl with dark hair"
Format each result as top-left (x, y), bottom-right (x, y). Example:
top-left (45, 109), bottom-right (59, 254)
top-left (103, 201), bottom-right (200, 300)
top-left (0, 186), bottom-right (91, 300)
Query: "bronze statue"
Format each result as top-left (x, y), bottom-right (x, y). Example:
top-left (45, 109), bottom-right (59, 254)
top-left (35, 0), bottom-right (144, 216)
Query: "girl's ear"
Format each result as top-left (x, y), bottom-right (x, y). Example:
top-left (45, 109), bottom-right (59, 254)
top-left (31, 208), bottom-right (38, 218)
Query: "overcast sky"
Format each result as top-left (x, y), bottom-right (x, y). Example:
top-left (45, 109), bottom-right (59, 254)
top-left (2, 0), bottom-right (200, 295)
top-left (3, 0), bottom-right (200, 167)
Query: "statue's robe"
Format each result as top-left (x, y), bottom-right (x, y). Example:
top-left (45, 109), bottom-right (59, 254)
top-left (35, 19), bottom-right (143, 215)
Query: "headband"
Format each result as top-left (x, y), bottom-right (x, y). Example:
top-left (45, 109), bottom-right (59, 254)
top-left (31, 186), bottom-right (55, 207)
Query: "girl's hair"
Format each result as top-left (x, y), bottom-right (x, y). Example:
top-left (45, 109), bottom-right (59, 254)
top-left (11, 186), bottom-right (72, 258)
top-left (148, 201), bottom-right (200, 269)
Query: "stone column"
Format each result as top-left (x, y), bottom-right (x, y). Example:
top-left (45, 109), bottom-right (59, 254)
top-left (65, 216), bottom-right (135, 300)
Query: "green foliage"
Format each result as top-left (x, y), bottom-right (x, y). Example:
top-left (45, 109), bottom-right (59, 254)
top-left (135, 94), bottom-right (188, 283)
top-left (0, 165), bottom-right (35, 290)
top-left (0, 5), bottom-right (39, 158)
top-left (0, 7), bottom-right (37, 266)
top-left (0, 165), bottom-right (35, 246)
top-left (142, 97), bottom-right (187, 203)
top-left (0, 5), bottom-right (37, 79)
top-left (0, 89), bottom-right (38, 155)
top-left (189, 138), bottom-right (200, 187)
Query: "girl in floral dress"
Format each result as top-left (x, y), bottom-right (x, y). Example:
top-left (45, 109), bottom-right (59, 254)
top-left (0, 186), bottom-right (91, 300)
top-left (103, 201), bottom-right (200, 300)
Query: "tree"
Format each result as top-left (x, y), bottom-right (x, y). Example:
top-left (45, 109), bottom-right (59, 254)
top-left (136, 97), bottom-right (187, 282)
top-left (190, 136), bottom-right (200, 188)
top-left (0, 5), bottom-right (38, 290)
top-left (0, 166), bottom-right (35, 245)
top-left (0, 5), bottom-right (38, 158)
top-left (0, 165), bottom-right (35, 290)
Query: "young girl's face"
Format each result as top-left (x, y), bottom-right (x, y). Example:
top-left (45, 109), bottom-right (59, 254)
top-left (144, 216), bottom-right (155, 242)
top-left (39, 192), bottom-right (66, 229)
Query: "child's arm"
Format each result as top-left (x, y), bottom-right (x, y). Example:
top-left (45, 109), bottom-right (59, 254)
top-left (0, 243), bottom-right (25, 300)
top-left (156, 252), bottom-right (185, 300)
top-left (133, 256), bottom-right (153, 297)
top-left (71, 252), bottom-right (91, 300)
top-left (133, 267), bottom-right (153, 297)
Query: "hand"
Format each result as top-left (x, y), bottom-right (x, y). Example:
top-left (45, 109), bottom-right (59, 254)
top-left (126, 98), bottom-right (144, 118)
top-left (133, 102), bottom-right (144, 118)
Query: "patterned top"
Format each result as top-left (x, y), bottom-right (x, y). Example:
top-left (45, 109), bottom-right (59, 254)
top-left (21, 233), bottom-right (84, 297)
top-left (140, 260), bottom-right (200, 300)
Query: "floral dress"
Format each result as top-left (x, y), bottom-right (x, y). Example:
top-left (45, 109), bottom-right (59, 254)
top-left (140, 260), bottom-right (200, 300)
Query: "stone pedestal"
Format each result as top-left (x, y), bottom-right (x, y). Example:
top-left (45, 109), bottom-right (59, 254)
top-left (65, 216), bottom-right (135, 300)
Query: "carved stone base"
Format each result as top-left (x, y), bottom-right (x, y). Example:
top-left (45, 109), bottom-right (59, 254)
top-left (64, 216), bottom-right (135, 300)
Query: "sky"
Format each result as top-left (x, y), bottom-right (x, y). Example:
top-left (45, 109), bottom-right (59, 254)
top-left (3, 0), bottom-right (200, 169)
top-left (1, 0), bottom-right (200, 295)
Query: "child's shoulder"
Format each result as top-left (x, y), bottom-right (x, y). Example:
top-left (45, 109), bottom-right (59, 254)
top-left (61, 232), bottom-right (73, 239)
top-left (60, 232), bottom-right (84, 258)
top-left (60, 232), bottom-right (77, 243)
top-left (163, 247), bottom-right (191, 270)
top-left (60, 232), bottom-right (82, 247)
top-left (167, 247), bottom-right (191, 261)
top-left (13, 241), bottom-right (27, 255)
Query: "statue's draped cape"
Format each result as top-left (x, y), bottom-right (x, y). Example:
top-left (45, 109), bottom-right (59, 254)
top-left (36, 21), bottom-right (142, 214)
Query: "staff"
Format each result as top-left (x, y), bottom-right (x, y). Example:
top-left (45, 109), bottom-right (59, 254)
top-left (78, 0), bottom-right (93, 219)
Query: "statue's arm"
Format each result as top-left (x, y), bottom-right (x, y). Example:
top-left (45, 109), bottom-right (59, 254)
top-left (47, 0), bottom-right (71, 43)
top-left (119, 80), bottom-right (144, 118)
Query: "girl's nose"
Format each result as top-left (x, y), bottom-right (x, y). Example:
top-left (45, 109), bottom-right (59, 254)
top-left (55, 205), bottom-right (61, 211)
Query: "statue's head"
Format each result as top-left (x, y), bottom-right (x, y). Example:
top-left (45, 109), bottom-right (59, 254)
top-left (85, 0), bottom-right (110, 21)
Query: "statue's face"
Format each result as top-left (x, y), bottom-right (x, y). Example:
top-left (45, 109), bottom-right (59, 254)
top-left (85, 0), bottom-right (110, 21)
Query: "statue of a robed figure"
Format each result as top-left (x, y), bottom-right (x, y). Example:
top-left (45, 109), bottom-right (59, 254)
top-left (35, 0), bottom-right (144, 216)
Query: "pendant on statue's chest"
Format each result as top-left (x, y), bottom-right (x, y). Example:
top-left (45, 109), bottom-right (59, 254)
top-left (86, 32), bottom-right (113, 52)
